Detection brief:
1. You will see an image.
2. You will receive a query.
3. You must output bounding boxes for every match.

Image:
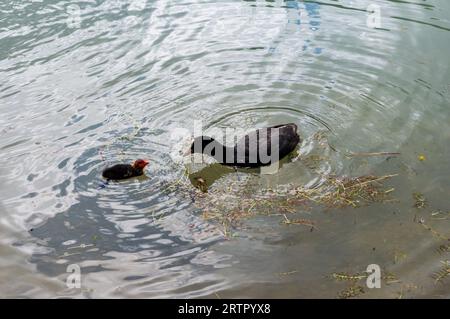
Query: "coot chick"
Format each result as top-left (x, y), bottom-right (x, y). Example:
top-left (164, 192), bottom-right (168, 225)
top-left (102, 159), bottom-right (149, 180)
top-left (189, 123), bottom-right (300, 168)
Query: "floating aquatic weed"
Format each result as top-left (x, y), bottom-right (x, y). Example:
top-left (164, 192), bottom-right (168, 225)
top-left (417, 218), bottom-right (449, 241)
top-left (157, 167), bottom-right (398, 237)
top-left (281, 214), bottom-right (316, 230)
top-left (169, 173), bottom-right (399, 236)
top-left (414, 212), bottom-right (450, 284)
top-left (431, 210), bottom-right (450, 220)
top-left (383, 272), bottom-right (401, 285)
top-left (437, 244), bottom-right (450, 255)
top-left (305, 174), bottom-right (398, 209)
top-left (332, 270), bottom-right (394, 283)
top-left (413, 192), bottom-right (427, 209)
top-left (331, 269), bottom-right (399, 298)
top-left (432, 261), bottom-right (450, 284)
top-left (331, 272), bottom-right (367, 282)
top-left (338, 285), bottom-right (365, 299)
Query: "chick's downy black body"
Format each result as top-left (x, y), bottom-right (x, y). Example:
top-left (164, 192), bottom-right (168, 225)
top-left (102, 159), bottom-right (149, 180)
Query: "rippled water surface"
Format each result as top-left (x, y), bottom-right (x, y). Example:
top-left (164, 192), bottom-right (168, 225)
top-left (1, 0), bottom-right (450, 298)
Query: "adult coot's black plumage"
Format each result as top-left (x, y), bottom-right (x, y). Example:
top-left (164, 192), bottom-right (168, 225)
top-left (102, 159), bottom-right (149, 180)
top-left (189, 123), bottom-right (300, 168)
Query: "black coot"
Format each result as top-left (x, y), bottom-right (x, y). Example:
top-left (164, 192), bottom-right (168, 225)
top-left (189, 123), bottom-right (300, 168)
top-left (102, 159), bottom-right (149, 180)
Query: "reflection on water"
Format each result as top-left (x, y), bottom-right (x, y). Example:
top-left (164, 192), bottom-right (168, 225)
top-left (0, 0), bottom-right (450, 298)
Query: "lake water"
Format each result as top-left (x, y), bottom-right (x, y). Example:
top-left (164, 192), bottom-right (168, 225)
top-left (1, 0), bottom-right (449, 298)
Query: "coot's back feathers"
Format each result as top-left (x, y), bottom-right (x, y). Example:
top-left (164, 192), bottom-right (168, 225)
top-left (190, 123), bottom-right (300, 168)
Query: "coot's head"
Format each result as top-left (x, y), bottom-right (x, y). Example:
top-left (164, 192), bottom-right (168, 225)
top-left (132, 159), bottom-right (150, 169)
top-left (189, 136), bottom-right (216, 154)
